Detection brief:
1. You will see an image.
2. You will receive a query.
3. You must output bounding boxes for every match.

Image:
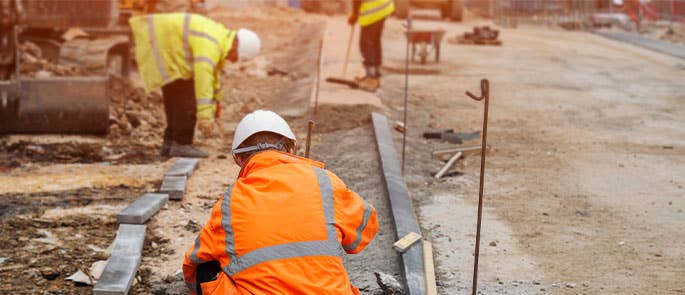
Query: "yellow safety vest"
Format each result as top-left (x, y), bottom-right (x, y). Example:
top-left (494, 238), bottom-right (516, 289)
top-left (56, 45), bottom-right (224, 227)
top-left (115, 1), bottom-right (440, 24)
top-left (359, 0), bottom-right (395, 27)
top-left (129, 13), bottom-right (236, 120)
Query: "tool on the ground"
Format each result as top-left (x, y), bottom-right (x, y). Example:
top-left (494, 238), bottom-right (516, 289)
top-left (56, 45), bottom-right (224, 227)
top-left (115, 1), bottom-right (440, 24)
top-left (423, 129), bottom-right (480, 144)
top-left (325, 24), bottom-right (359, 89)
top-left (305, 120), bottom-right (314, 158)
top-left (403, 29), bottom-right (446, 64)
top-left (450, 26), bottom-right (502, 46)
top-left (465, 79), bottom-right (490, 295)
top-left (434, 151), bottom-right (462, 179)
top-left (401, 16), bottom-right (412, 174)
top-left (392, 231), bottom-right (421, 253)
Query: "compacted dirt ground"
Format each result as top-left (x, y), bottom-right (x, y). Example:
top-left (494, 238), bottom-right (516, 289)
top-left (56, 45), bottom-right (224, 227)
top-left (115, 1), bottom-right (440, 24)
top-left (1, 5), bottom-right (684, 295)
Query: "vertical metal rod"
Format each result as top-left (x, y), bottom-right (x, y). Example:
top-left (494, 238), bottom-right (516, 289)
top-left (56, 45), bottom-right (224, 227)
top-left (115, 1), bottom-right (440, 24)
top-left (465, 79), bottom-right (490, 295)
top-left (314, 38), bottom-right (323, 115)
top-left (401, 16), bottom-right (411, 174)
top-left (305, 120), bottom-right (314, 159)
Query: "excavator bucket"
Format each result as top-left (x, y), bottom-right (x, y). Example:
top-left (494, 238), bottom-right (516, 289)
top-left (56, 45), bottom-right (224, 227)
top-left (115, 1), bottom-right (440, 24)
top-left (0, 76), bottom-right (109, 134)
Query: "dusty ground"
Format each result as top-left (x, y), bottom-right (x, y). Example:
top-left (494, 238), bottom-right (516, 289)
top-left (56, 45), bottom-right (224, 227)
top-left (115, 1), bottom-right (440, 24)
top-left (373, 10), bottom-right (685, 294)
top-left (1, 5), bottom-right (684, 295)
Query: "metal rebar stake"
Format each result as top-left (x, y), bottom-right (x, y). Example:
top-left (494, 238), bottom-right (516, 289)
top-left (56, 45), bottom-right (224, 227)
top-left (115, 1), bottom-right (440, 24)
top-left (313, 38), bottom-right (323, 115)
top-left (401, 16), bottom-right (412, 174)
top-left (465, 79), bottom-right (490, 295)
top-left (305, 120), bottom-right (314, 159)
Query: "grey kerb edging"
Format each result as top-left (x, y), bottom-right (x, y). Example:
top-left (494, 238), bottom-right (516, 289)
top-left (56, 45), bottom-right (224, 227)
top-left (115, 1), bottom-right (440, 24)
top-left (371, 112), bottom-right (426, 295)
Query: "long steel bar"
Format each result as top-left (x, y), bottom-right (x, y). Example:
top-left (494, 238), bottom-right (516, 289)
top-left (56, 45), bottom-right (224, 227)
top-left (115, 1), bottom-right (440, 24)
top-left (465, 79), bottom-right (490, 295)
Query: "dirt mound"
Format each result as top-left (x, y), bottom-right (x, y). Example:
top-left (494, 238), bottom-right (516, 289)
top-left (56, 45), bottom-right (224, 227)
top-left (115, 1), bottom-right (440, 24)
top-left (287, 104), bottom-right (377, 134)
top-left (18, 42), bottom-right (85, 77)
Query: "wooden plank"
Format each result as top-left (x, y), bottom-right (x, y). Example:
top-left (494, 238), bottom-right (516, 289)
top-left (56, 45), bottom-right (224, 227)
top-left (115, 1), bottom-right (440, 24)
top-left (434, 152), bottom-right (462, 179)
top-left (117, 193), bottom-right (168, 224)
top-left (371, 112), bottom-right (426, 295)
top-left (423, 241), bottom-right (437, 295)
top-left (393, 232), bottom-right (422, 253)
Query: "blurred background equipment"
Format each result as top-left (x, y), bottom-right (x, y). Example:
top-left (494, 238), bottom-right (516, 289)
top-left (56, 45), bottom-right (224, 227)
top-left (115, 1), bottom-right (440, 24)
top-left (394, 0), bottom-right (464, 22)
top-left (0, 0), bottom-right (203, 134)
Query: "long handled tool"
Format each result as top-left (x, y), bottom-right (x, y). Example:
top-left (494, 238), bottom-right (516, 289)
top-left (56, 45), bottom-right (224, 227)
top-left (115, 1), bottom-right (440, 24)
top-left (466, 79), bottom-right (490, 295)
top-left (305, 120), bottom-right (314, 158)
top-left (325, 25), bottom-right (359, 89)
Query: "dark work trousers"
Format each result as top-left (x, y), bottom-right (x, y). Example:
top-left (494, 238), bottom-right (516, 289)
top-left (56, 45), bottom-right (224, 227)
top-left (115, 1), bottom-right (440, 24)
top-left (359, 17), bottom-right (386, 77)
top-left (161, 78), bottom-right (196, 145)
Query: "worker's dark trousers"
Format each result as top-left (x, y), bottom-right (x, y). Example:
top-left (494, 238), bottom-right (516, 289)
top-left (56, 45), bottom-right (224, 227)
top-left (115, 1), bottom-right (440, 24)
top-left (161, 79), bottom-right (196, 145)
top-left (360, 18), bottom-right (386, 78)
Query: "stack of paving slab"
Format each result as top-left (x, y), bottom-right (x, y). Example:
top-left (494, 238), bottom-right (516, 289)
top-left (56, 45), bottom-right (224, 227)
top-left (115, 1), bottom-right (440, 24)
top-left (93, 158), bottom-right (200, 294)
top-left (160, 158), bottom-right (200, 200)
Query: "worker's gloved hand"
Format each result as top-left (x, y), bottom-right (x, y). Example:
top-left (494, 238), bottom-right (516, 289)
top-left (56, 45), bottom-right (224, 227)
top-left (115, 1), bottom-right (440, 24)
top-left (347, 14), bottom-right (358, 25)
top-left (198, 119), bottom-right (214, 138)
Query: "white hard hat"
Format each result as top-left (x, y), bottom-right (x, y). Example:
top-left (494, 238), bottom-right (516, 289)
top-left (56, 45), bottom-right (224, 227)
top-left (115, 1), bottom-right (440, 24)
top-left (236, 28), bottom-right (261, 61)
top-left (232, 110), bottom-right (296, 152)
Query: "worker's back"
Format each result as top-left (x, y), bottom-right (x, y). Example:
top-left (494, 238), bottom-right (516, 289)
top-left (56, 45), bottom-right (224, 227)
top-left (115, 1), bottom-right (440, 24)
top-left (185, 150), bottom-right (374, 294)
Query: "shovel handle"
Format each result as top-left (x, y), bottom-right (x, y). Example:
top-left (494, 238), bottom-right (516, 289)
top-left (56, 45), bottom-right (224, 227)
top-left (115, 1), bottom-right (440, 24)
top-left (342, 25), bottom-right (355, 78)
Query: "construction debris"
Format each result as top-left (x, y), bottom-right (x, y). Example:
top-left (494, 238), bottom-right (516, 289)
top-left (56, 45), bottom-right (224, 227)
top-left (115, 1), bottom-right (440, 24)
top-left (374, 271), bottom-right (403, 295)
top-left (449, 26), bottom-right (502, 46)
top-left (434, 151), bottom-right (463, 179)
top-left (423, 129), bottom-right (480, 144)
top-left (18, 42), bottom-right (86, 77)
top-left (66, 269), bottom-right (93, 285)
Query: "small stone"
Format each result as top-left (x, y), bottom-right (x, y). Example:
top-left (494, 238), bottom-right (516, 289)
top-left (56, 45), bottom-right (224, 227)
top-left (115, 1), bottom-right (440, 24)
top-left (374, 271), bottom-right (403, 295)
top-left (184, 220), bottom-right (201, 233)
top-left (533, 280), bottom-right (540, 285)
top-left (489, 241), bottom-right (497, 247)
top-left (151, 242), bottom-right (159, 249)
top-left (566, 283), bottom-right (576, 288)
top-left (40, 267), bottom-right (59, 280)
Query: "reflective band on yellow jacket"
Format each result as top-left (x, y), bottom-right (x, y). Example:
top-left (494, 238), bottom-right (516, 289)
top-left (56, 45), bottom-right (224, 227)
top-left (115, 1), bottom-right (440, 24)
top-left (182, 150), bottom-right (378, 295)
top-left (359, 0), bottom-right (395, 27)
top-left (129, 13), bottom-right (236, 120)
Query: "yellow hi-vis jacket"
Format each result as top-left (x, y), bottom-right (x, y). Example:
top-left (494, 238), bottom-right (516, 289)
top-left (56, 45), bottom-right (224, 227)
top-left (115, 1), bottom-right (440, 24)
top-left (359, 0), bottom-right (395, 27)
top-left (129, 13), bottom-right (236, 120)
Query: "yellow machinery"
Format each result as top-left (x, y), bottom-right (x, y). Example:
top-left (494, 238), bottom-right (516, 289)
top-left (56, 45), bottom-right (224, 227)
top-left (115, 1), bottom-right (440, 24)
top-left (0, 0), bottom-right (203, 134)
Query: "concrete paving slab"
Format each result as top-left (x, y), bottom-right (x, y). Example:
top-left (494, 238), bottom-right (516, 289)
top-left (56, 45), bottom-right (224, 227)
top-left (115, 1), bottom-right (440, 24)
top-left (371, 112), bottom-right (425, 295)
top-left (93, 224), bottom-right (145, 295)
top-left (159, 175), bottom-right (187, 200)
top-left (164, 158), bottom-right (200, 177)
top-left (117, 193), bottom-right (169, 224)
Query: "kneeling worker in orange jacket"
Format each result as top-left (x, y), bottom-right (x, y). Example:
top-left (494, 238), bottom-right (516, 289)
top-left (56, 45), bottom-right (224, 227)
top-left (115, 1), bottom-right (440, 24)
top-left (182, 110), bottom-right (379, 294)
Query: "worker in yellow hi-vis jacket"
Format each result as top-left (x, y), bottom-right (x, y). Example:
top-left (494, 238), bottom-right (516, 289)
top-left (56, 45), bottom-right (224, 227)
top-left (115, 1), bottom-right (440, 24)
top-left (129, 13), bottom-right (260, 158)
top-left (347, 0), bottom-right (394, 92)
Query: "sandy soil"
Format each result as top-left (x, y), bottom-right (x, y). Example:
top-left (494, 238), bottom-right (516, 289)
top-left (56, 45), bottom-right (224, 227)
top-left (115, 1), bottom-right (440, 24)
top-left (373, 10), bottom-right (685, 294)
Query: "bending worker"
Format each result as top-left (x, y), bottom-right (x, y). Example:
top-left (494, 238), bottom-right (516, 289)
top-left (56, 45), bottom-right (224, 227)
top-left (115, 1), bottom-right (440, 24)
top-left (182, 110), bottom-right (379, 294)
top-left (129, 13), bottom-right (260, 158)
top-left (348, 0), bottom-right (394, 92)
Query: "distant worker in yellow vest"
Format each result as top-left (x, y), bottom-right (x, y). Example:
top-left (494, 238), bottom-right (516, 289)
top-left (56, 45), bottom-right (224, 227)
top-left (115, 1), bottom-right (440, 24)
top-left (129, 13), bottom-right (260, 158)
top-left (347, 0), bottom-right (394, 92)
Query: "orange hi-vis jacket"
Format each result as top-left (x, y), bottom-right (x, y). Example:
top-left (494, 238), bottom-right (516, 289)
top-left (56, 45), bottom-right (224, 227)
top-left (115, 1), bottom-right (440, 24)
top-left (183, 150), bottom-right (379, 294)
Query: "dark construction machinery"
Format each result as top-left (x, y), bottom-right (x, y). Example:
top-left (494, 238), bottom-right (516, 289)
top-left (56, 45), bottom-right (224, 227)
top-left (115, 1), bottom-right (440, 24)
top-left (0, 0), bottom-right (204, 134)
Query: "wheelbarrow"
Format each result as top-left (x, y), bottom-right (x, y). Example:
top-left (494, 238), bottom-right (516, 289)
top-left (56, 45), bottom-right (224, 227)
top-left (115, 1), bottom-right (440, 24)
top-left (403, 29), bottom-right (446, 64)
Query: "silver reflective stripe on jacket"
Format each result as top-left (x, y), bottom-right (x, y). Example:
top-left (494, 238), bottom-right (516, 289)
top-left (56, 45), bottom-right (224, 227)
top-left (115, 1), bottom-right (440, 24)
top-left (189, 235), bottom-right (206, 264)
top-left (182, 14), bottom-right (192, 68)
top-left (194, 56), bottom-right (217, 68)
top-left (360, 0), bottom-right (393, 16)
top-left (196, 98), bottom-right (214, 105)
top-left (221, 167), bottom-right (343, 276)
top-left (343, 200), bottom-right (373, 252)
top-left (147, 15), bottom-right (170, 82)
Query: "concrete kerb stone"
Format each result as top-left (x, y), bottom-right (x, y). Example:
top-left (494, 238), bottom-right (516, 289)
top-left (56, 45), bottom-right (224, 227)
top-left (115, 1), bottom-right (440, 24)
top-left (117, 193), bottom-right (169, 224)
top-left (593, 30), bottom-right (685, 60)
top-left (93, 224), bottom-right (146, 295)
top-left (165, 158), bottom-right (200, 177)
top-left (159, 175), bottom-right (187, 200)
top-left (371, 112), bottom-right (426, 295)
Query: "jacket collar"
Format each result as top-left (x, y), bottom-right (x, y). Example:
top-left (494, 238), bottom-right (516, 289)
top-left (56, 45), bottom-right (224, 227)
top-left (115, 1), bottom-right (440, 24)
top-left (238, 150), bottom-right (324, 178)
